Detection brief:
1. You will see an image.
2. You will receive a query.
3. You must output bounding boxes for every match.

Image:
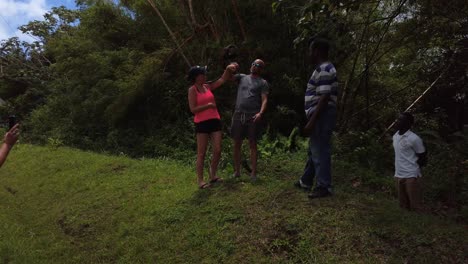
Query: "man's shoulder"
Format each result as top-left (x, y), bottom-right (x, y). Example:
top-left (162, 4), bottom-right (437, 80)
top-left (247, 75), bottom-right (267, 84)
top-left (408, 131), bottom-right (423, 142)
top-left (320, 62), bottom-right (336, 73)
top-left (235, 73), bottom-right (247, 82)
top-left (312, 62), bottom-right (336, 78)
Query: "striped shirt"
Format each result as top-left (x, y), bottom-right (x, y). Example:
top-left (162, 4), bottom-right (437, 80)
top-left (304, 62), bottom-right (338, 117)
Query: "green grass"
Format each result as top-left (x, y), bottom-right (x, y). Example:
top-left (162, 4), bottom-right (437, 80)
top-left (0, 144), bottom-right (466, 263)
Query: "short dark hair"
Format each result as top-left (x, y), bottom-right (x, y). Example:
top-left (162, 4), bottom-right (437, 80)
top-left (401, 112), bottom-right (414, 125)
top-left (309, 38), bottom-right (330, 55)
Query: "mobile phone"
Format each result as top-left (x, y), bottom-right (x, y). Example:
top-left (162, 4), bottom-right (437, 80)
top-left (8, 115), bottom-right (16, 130)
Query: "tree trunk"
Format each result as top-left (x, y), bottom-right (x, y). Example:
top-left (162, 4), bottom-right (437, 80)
top-left (231, 0), bottom-right (247, 41)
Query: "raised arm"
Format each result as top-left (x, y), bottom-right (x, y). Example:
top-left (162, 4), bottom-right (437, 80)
top-left (188, 87), bottom-right (215, 114)
top-left (208, 71), bottom-right (229, 91)
top-left (209, 64), bottom-right (238, 90)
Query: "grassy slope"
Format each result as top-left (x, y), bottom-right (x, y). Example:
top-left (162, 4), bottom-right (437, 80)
top-left (0, 144), bottom-right (466, 263)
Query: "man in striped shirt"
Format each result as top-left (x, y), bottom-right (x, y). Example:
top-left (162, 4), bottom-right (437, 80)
top-left (295, 38), bottom-right (338, 199)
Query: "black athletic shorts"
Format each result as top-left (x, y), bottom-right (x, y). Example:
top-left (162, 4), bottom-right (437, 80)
top-left (195, 119), bottom-right (222, 134)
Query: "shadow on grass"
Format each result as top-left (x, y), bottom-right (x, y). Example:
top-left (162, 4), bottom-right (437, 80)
top-left (188, 188), bottom-right (216, 206)
top-left (187, 178), bottom-right (243, 205)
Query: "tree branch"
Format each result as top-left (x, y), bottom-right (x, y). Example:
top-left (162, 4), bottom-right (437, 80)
top-left (146, 0), bottom-right (191, 67)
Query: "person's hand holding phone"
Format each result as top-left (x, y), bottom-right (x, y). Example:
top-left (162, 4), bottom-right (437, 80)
top-left (4, 123), bottom-right (20, 148)
top-left (8, 115), bottom-right (16, 130)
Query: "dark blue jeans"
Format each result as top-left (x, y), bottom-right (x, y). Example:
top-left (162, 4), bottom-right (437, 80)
top-left (300, 106), bottom-right (337, 190)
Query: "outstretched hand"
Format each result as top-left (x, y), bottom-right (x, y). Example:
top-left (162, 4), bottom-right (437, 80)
top-left (4, 123), bottom-right (20, 147)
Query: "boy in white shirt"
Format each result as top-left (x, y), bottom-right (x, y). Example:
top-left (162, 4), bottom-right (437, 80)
top-left (393, 112), bottom-right (427, 211)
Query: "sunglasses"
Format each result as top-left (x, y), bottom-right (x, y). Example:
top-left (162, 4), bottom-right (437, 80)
top-left (251, 62), bottom-right (264, 68)
top-left (196, 65), bottom-right (208, 72)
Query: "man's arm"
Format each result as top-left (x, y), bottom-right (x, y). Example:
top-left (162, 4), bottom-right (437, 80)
top-left (413, 136), bottom-right (427, 168)
top-left (0, 124), bottom-right (20, 168)
top-left (416, 151), bottom-right (428, 168)
top-left (304, 94), bottom-right (330, 134)
top-left (303, 68), bottom-right (335, 135)
top-left (253, 93), bottom-right (268, 122)
top-left (411, 136), bottom-right (427, 167)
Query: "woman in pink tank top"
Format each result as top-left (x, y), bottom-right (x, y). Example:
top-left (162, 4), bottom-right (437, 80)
top-left (188, 64), bottom-right (237, 189)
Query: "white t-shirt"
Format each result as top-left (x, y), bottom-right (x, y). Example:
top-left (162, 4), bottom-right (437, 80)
top-left (393, 130), bottom-right (425, 178)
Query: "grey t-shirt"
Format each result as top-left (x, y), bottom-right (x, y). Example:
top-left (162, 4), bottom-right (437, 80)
top-left (234, 74), bottom-right (269, 113)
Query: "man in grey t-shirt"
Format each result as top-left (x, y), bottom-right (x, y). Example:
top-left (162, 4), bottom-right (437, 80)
top-left (230, 59), bottom-right (269, 180)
